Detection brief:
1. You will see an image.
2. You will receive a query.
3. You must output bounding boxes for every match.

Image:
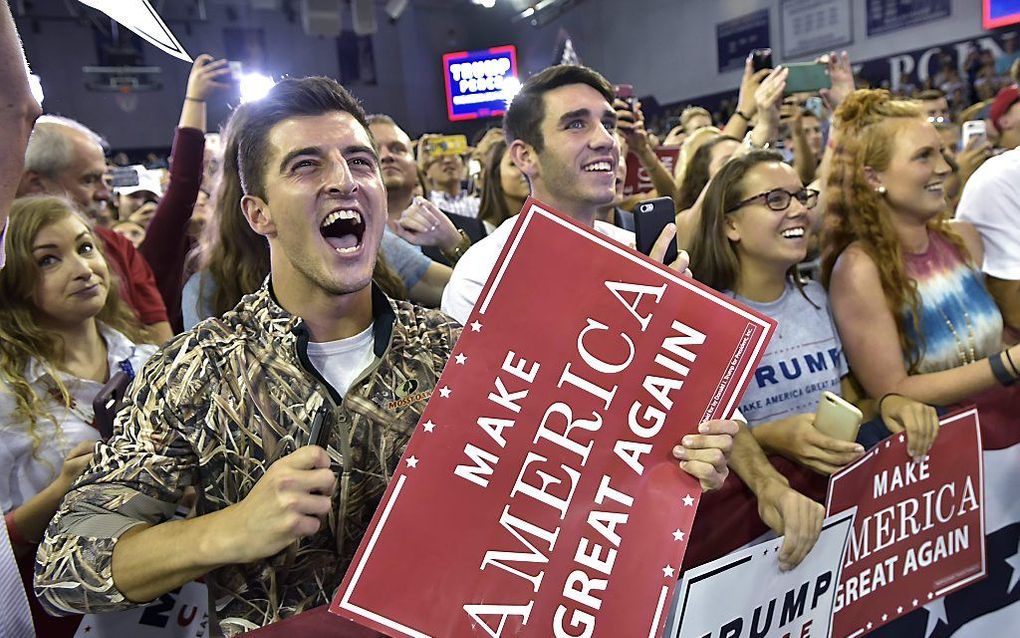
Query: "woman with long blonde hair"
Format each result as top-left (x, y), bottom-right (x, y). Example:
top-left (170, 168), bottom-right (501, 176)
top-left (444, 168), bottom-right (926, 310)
top-left (823, 90), bottom-right (1019, 403)
top-left (1, 196), bottom-right (156, 555)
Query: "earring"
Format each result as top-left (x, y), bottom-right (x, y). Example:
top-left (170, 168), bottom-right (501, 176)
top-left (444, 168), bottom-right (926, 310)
top-left (875, 185), bottom-right (887, 195)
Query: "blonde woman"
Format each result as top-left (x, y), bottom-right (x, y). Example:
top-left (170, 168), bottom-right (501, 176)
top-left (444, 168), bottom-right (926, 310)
top-left (1, 197), bottom-right (155, 554)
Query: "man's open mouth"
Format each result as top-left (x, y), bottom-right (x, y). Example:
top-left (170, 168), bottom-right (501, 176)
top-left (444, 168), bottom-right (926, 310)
top-left (320, 209), bottom-right (365, 254)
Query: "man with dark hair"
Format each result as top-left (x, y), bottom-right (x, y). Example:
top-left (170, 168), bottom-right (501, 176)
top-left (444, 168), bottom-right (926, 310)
top-left (35, 76), bottom-right (461, 636)
top-left (914, 88), bottom-right (951, 122)
top-left (444, 63), bottom-right (824, 573)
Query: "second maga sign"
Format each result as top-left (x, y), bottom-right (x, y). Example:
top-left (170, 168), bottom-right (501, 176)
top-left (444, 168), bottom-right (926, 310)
top-left (826, 409), bottom-right (985, 637)
top-left (331, 200), bottom-right (775, 637)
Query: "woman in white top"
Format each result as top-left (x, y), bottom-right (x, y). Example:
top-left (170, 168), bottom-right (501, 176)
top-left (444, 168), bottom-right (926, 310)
top-left (1, 196), bottom-right (156, 554)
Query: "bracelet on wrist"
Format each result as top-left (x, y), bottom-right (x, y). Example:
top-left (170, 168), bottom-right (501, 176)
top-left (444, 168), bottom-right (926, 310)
top-left (878, 392), bottom-right (904, 415)
top-left (185, 96), bottom-right (206, 103)
top-left (734, 109), bottom-right (751, 122)
top-left (441, 229), bottom-right (471, 265)
top-left (989, 352), bottom-right (1017, 386)
top-left (1005, 348), bottom-right (1019, 377)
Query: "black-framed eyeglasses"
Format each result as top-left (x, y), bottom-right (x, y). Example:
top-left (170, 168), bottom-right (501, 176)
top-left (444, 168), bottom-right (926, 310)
top-left (727, 188), bottom-right (819, 213)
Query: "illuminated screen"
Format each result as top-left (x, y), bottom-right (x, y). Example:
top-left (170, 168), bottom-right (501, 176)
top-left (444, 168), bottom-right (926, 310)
top-left (442, 45), bottom-right (518, 122)
top-left (985, 0), bottom-right (1020, 28)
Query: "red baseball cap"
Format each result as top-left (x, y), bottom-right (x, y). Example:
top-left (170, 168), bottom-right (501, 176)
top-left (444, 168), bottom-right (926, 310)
top-left (989, 85), bottom-right (1020, 132)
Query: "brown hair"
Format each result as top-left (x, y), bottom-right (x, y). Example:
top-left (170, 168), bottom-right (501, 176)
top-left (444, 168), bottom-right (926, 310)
top-left (677, 135), bottom-right (740, 211)
top-left (688, 150), bottom-right (813, 299)
top-left (238, 76), bottom-right (373, 200)
top-left (476, 139), bottom-right (517, 228)
top-left (504, 65), bottom-right (615, 152)
top-left (191, 104), bottom-right (405, 319)
top-left (0, 196), bottom-right (145, 456)
top-left (820, 89), bottom-right (970, 372)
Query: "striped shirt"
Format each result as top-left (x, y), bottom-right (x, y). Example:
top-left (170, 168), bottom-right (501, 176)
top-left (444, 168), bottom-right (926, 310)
top-left (428, 189), bottom-right (480, 218)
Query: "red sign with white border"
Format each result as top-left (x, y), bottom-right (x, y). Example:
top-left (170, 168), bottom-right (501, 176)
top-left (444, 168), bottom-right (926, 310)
top-left (623, 147), bottom-right (681, 197)
top-left (826, 408), bottom-right (986, 637)
top-left (330, 199), bottom-right (776, 637)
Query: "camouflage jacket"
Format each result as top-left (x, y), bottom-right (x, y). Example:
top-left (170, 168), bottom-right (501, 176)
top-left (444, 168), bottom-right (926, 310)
top-left (35, 283), bottom-right (460, 636)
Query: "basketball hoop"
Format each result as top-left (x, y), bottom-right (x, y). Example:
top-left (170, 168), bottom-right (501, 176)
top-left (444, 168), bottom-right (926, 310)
top-left (115, 85), bottom-right (138, 112)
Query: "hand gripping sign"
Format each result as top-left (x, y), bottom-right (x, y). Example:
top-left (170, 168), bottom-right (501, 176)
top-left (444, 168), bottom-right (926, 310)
top-left (826, 408), bottom-right (985, 637)
top-left (670, 510), bottom-right (857, 638)
top-left (330, 199), bottom-right (776, 638)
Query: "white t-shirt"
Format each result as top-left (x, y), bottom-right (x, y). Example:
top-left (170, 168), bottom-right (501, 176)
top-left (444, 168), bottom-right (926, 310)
top-left (956, 147), bottom-right (1020, 280)
top-left (441, 214), bottom-right (636, 324)
top-left (306, 324), bottom-right (378, 398)
top-left (0, 325), bottom-right (156, 512)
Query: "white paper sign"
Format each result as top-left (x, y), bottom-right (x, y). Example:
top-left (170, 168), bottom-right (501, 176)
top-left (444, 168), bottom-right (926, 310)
top-left (670, 509), bottom-right (856, 638)
top-left (74, 581), bottom-right (209, 638)
top-left (77, 0), bottom-right (192, 62)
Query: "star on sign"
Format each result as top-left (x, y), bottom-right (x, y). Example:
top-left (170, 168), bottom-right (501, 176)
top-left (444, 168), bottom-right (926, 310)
top-left (406, 456), bottom-right (419, 469)
top-left (897, 606), bottom-right (903, 614)
top-left (923, 596), bottom-right (947, 638)
top-left (899, 434), bottom-right (905, 443)
top-left (1005, 536), bottom-right (1020, 594)
top-left (913, 599), bottom-right (919, 607)
top-left (423, 420), bottom-right (436, 433)
top-left (866, 622), bottom-right (873, 630)
top-left (682, 494), bottom-right (695, 507)
top-left (882, 614), bottom-right (888, 621)
top-left (470, 320), bottom-right (483, 332)
top-left (672, 529), bottom-right (686, 542)
top-left (439, 386), bottom-right (451, 398)
top-left (455, 353), bottom-right (467, 365)
top-left (662, 565), bottom-right (675, 578)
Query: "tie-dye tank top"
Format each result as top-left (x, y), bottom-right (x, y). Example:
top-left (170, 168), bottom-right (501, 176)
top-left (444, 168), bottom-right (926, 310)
top-left (901, 230), bottom-right (1003, 373)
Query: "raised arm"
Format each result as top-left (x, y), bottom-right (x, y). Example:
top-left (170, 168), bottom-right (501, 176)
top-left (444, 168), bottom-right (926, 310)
top-left (0, 1), bottom-right (43, 262)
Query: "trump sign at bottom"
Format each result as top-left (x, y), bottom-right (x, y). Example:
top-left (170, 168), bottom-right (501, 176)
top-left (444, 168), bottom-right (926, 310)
top-left (330, 200), bottom-right (776, 637)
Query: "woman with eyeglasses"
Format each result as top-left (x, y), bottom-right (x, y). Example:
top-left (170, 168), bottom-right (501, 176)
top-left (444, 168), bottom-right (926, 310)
top-left (822, 90), bottom-right (1019, 409)
top-left (688, 150), bottom-right (939, 474)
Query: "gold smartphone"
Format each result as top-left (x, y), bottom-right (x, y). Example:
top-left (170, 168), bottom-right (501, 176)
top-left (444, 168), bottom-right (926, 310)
top-left (814, 391), bottom-right (863, 442)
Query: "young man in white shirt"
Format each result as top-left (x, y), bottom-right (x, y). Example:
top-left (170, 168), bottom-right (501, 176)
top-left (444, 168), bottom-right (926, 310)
top-left (956, 85), bottom-right (1020, 337)
top-left (442, 64), bottom-right (826, 570)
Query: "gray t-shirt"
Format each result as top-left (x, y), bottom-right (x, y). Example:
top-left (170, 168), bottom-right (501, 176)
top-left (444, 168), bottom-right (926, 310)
top-left (733, 280), bottom-right (848, 426)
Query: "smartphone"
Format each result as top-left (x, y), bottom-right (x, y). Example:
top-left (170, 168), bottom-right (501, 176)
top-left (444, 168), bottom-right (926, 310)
top-left (784, 62), bottom-right (831, 95)
top-left (92, 370), bottom-right (132, 440)
top-left (633, 197), bottom-right (678, 264)
top-left (750, 48), bottom-right (773, 72)
top-left (814, 391), bottom-right (863, 442)
top-left (227, 60), bottom-right (244, 82)
top-left (961, 120), bottom-right (987, 149)
top-left (425, 134), bottom-right (468, 158)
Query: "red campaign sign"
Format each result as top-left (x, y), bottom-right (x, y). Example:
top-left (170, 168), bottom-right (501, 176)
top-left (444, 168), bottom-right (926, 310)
top-left (623, 147), bottom-right (681, 197)
top-left (826, 408), bottom-right (986, 637)
top-left (330, 199), bottom-right (775, 637)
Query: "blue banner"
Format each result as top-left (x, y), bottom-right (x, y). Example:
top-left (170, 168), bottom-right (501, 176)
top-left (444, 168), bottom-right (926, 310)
top-left (716, 9), bottom-right (771, 74)
top-left (867, 0), bottom-right (951, 37)
top-left (442, 45), bottom-right (518, 122)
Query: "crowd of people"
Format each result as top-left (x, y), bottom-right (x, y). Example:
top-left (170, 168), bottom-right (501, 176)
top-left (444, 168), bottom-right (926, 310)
top-left (2, 2), bottom-right (1019, 636)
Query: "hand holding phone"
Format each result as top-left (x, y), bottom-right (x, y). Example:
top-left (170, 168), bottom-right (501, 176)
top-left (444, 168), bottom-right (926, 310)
top-left (634, 197), bottom-right (678, 264)
top-left (961, 120), bottom-right (987, 149)
top-left (750, 48), bottom-right (773, 72)
top-left (814, 391), bottom-right (863, 442)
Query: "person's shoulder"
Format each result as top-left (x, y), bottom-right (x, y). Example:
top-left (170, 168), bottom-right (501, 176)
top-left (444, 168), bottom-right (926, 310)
top-left (830, 242), bottom-right (880, 289)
